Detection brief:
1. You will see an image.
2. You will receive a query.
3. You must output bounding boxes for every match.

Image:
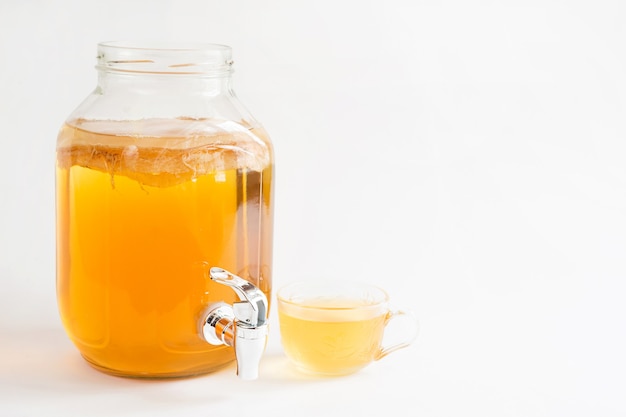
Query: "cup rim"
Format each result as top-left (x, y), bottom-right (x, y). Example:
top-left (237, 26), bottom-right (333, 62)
top-left (276, 279), bottom-right (390, 310)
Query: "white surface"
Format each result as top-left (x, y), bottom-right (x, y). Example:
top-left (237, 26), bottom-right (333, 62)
top-left (1, 0), bottom-right (625, 416)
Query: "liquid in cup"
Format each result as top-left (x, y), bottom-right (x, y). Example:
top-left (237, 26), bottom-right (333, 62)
top-left (277, 281), bottom-right (418, 376)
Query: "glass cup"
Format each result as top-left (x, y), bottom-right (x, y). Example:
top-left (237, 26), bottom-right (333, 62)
top-left (276, 280), bottom-right (419, 376)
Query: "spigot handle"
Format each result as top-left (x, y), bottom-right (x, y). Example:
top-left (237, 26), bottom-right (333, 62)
top-left (203, 267), bottom-right (269, 380)
top-left (210, 267), bottom-right (268, 327)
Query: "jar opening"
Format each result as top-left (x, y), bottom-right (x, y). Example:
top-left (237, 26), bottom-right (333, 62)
top-left (96, 41), bottom-right (233, 76)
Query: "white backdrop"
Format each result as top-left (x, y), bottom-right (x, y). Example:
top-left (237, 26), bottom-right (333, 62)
top-left (1, 1), bottom-right (625, 416)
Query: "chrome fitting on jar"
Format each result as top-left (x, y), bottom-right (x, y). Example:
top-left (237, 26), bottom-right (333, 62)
top-left (201, 267), bottom-right (269, 380)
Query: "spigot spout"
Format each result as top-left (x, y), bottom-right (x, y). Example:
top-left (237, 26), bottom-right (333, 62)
top-left (201, 267), bottom-right (269, 380)
top-left (234, 325), bottom-right (269, 380)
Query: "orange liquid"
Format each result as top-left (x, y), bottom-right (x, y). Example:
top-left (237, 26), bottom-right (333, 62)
top-left (56, 119), bottom-right (273, 377)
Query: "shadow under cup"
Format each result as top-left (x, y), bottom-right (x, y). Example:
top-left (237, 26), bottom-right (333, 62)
top-left (276, 281), bottom-right (418, 376)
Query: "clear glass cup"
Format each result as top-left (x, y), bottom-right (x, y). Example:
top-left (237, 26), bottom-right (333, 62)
top-left (277, 280), bottom-right (419, 376)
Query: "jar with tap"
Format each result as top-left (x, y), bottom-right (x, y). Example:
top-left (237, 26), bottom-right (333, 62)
top-left (55, 41), bottom-right (274, 379)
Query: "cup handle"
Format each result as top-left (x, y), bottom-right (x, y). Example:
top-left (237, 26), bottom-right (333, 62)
top-left (376, 309), bottom-right (420, 360)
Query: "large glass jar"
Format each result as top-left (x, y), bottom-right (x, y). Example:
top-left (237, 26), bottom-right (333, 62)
top-left (55, 41), bottom-right (274, 378)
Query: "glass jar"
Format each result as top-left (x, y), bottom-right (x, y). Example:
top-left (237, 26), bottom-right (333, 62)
top-left (55, 41), bottom-right (274, 378)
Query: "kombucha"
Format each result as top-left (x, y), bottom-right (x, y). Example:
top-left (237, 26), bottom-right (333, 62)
top-left (278, 298), bottom-right (387, 375)
top-left (56, 118), bottom-right (273, 377)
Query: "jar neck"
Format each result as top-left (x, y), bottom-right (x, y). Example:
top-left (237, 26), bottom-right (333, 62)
top-left (96, 41), bottom-right (234, 95)
top-left (96, 71), bottom-right (232, 96)
top-left (64, 41), bottom-right (256, 123)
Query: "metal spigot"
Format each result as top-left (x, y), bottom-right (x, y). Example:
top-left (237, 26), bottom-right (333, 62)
top-left (201, 267), bottom-right (269, 380)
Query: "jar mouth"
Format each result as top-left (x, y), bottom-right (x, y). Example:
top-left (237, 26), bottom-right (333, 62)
top-left (96, 41), bottom-right (233, 76)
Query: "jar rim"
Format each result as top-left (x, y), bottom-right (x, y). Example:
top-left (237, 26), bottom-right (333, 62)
top-left (96, 40), bottom-right (234, 76)
top-left (98, 40), bottom-right (232, 52)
